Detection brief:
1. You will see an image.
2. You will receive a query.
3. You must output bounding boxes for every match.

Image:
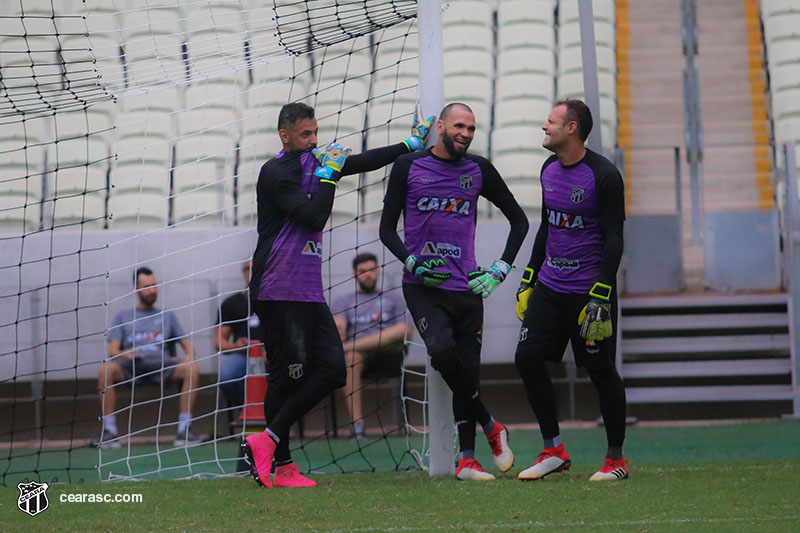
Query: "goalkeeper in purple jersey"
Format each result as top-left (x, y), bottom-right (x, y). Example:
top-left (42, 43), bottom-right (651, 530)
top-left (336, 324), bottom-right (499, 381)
top-left (242, 102), bottom-right (433, 489)
top-left (514, 99), bottom-right (629, 482)
top-left (380, 103), bottom-right (529, 481)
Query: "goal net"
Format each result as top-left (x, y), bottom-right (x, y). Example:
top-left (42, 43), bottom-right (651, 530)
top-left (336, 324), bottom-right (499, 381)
top-left (0, 0), bottom-right (437, 485)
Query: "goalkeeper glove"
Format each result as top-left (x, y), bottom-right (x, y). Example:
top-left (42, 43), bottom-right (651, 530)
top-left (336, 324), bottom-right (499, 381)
top-left (403, 113), bottom-right (435, 151)
top-left (405, 254), bottom-right (451, 288)
top-left (467, 259), bottom-right (511, 299)
top-left (515, 267), bottom-right (535, 321)
top-left (578, 282), bottom-right (614, 341)
top-left (313, 142), bottom-right (351, 184)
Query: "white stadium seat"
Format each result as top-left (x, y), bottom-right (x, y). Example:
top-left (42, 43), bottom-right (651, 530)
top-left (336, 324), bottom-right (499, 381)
top-left (497, 0), bottom-right (555, 27)
top-left (559, 21), bottom-right (616, 50)
top-left (443, 50), bottom-right (492, 78)
top-left (771, 87), bottom-right (800, 121)
top-left (491, 125), bottom-right (547, 156)
top-left (0, 194), bottom-right (40, 233)
top-left (769, 64), bottom-right (800, 92)
top-left (497, 47), bottom-right (555, 77)
top-left (443, 25), bottom-right (492, 53)
top-left (111, 161), bottom-right (170, 195)
top-left (763, 14), bottom-right (800, 44)
top-left (494, 153), bottom-right (551, 182)
top-left (498, 24), bottom-right (556, 51)
top-left (444, 75), bottom-right (493, 106)
top-left (442, 1), bottom-right (492, 26)
top-left (559, 45), bottom-right (616, 75)
top-left (108, 190), bottom-right (168, 228)
top-left (496, 73), bottom-right (554, 103)
top-left (761, 0), bottom-right (800, 18)
top-left (558, 0), bottom-right (615, 25)
top-left (51, 165), bottom-right (108, 196)
top-left (173, 187), bottom-right (234, 226)
top-left (50, 192), bottom-right (106, 228)
top-left (494, 99), bottom-right (553, 129)
top-left (173, 160), bottom-right (227, 192)
top-left (766, 39), bottom-right (800, 68)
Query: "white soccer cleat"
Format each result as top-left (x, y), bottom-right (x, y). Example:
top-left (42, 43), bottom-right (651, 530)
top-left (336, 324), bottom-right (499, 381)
top-left (456, 458), bottom-right (496, 481)
top-left (518, 443), bottom-right (571, 481)
top-left (486, 422), bottom-right (514, 472)
top-left (589, 456), bottom-right (629, 481)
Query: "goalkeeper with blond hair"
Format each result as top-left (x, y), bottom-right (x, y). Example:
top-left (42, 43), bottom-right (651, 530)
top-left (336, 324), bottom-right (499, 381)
top-left (380, 102), bottom-right (529, 481)
top-left (242, 102), bottom-right (433, 489)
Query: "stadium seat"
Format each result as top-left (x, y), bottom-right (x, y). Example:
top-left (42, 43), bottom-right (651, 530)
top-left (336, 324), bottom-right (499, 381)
top-left (246, 79), bottom-right (300, 109)
top-left (123, 30), bottom-right (184, 63)
top-left (443, 50), bottom-right (492, 78)
top-left (774, 116), bottom-right (800, 145)
top-left (185, 79), bottom-right (246, 109)
top-left (116, 111), bottom-right (174, 142)
top-left (444, 75), bottom-right (493, 107)
top-left (496, 73), bottom-right (554, 103)
top-left (176, 108), bottom-right (238, 138)
top-left (0, 194), bottom-right (40, 233)
top-left (316, 104), bottom-right (367, 144)
top-left (174, 131), bottom-right (235, 167)
top-left (51, 165), bottom-right (108, 196)
top-left (114, 136), bottom-right (173, 169)
top-left (111, 161), bottom-right (170, 195)
top-left (559, 46), bottom-right (616, 75)
top-left (181, 2), bottom-right (244, 33)
top-left (443, 25), bottom-right (492, 53)
top-left (374, 52), bottom-right (419, 81)
top-left (496, 47), bottom-right (555, 77)
top-left (51, 138), bottom-right (110, 168)
top-left (771, 88), bottom-right (800, 121)
top-left (558, 71), bottom-right (616, 100)
top-left (491, 126), bottom-right (547, 157)
top-left (493, 152), bottom-right (550, 181)
top-left (494, 99), bottom-right (552, 129)
top-left (317, 52), bottom-right (373, 84)
top-left (313, 77), bottom-right (371, 107)
top-left (769, 64), bottom-right (800, 92)
top-left (330, 186), bottom-right (361, 226)
top-left (498, 24), bottom-right (556, 51)
top-left (50, 191), bottom-right (107, 228)
top-left (173, 187), bottom-right (233, 226)
top-left (122, 88), bottom-right (182, 115)
top-left (108, 190), bottom-right (168, 228)
top-left (497, 0), bottom-right (555, 27)
top-left (766, 39), bottom-right (800, 68)
top-left (763, 14), bottom-right (800, 44)
top-left (504, 180), bottom-right (544, 213)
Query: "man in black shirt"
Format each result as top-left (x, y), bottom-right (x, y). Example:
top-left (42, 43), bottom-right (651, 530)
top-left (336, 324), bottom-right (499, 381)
top-left (215, 260), bottom-right (262, 408)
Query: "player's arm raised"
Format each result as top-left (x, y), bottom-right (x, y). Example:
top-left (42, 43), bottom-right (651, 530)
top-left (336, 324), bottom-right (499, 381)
top-left (339, 114), bottom-right (434, 175)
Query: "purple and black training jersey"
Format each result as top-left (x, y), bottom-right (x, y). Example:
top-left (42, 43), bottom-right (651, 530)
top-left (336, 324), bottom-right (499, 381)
top-left (381, 148), bottom-right (528, 292)
top-left (250, 142), bottom-right (410, 304)
top-left (533, 149), bottom-right (625, 294)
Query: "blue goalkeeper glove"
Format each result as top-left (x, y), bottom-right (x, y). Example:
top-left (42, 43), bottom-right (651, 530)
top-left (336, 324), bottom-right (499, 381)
top-left (578, 282), bottom-right (614, 341)
top-left (467, 259), bottom-right (510, 299)
top-left (515, 267), bottom-right (535, 321)
top-left (405, 254), bottom-right (451, 288)
top-left (312, 142), bottom-right (351, 184)
top-left (403, 114), bottom-right (435, 151)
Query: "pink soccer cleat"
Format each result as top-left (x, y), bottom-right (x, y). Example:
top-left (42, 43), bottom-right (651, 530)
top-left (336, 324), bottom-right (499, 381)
top-left (486, 421), bottom-right (514, 472)
top-left (589, 455), bottom-right (629, 481)
top-left (518, 443), bottom-right (571, 481)
top-left (242, 432), bottom-right (277, 488)
top-left (456, 458), bottom-right (496, 481)
top-left (273, 463), bottom-right (317, 488)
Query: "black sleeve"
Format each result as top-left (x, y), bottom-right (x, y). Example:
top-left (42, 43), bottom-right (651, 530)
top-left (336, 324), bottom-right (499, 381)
top-left (527, 203), bottom-right (548, 277)
top-left (340, 142), bottom-right (409, 176)
top-left (379, 157), bottom-right (412, 263)
top-left (262, 157), bottom-right (337, 232)
top-left (477, 158), bottom-right (530, 266)
top-left (526, 158), bottom-right (557, 277)
top-left (596, 163), bottom-right (626, 286)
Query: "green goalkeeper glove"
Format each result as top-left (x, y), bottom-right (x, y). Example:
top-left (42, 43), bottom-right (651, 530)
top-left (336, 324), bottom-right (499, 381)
top-left (405, 254), bottom-right (451, 288)
top-left (467, 259), bottom-right (510, 299)
top-left (403, 113), bottom-right (435, 151)
top-left (578, 282), bottom-right (614, 341)
top-left (515, 267), bottom-right (535, 321)
top-left (313, 142), bottom-right (351, 184)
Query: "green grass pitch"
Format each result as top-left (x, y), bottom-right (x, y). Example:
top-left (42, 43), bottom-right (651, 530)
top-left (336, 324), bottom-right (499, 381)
top-left (2, 420), bottom-right (800, 531)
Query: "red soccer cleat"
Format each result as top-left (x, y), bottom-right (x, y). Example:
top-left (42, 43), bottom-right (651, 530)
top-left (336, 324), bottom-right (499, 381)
top-left (456, 458), bottom-right (496, 481)
top-left (273, 463), bottom-right (317, 488)
top-left (486, 421), bottom-right (514, 472)
top-left (589, 455), bottom-right (629, 481)
top-left (242, 432), bottom-right (277, 488)
top-left (518, 443), bottom-right (571, 481)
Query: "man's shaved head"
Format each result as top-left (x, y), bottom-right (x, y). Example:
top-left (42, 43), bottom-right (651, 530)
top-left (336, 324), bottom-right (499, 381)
top-left (439, 102), bottom-right (473, 122)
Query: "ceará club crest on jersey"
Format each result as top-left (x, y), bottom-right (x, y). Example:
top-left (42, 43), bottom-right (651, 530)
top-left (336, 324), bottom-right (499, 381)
top-left (459, 175), bottom-right (473, 190)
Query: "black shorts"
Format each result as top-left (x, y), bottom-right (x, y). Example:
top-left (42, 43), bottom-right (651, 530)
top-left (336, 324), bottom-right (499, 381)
top-left (115, 356), bottom-right (179, 385)
top-left (253, 300), bottom-right (346, 392)
top-left (516, 281), bottom-right (618, 370)
top-left (402, 284), bottom-right (483, 379)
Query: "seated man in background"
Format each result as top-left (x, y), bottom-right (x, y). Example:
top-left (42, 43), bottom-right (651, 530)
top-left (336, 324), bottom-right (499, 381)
top-left (214, 260), bottom-right (263, 410)
top-left (333, 252), bottom-right (412, 439)
top-left (94, 266), bottom-right (202, 448)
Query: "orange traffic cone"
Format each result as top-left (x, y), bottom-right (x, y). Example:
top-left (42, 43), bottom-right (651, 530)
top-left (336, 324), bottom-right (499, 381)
top-left (239, 342), bottom-right (267, 425)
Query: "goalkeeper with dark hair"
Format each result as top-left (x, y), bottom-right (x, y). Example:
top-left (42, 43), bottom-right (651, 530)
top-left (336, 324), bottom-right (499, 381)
top-left (514, 99), bottom-right (628, 482)
top-left (242, 102), bottom-right (433, 489)
top-left (380, 102), bottom-right (529, 481)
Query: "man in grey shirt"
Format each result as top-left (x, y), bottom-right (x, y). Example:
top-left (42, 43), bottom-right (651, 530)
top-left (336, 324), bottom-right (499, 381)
top-left (94, 266), bottom-right (202, 448)
top-left (333, 252), bottom-right (412, 438)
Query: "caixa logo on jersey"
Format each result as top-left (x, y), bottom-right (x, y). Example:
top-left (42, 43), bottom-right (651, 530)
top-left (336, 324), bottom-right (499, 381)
top-left (420, 241), bottom-right (461, 258)
top-left (416, 197), bottom-right (471, 216)
top-left (301, 241), bottom-right (323, 257)
top-left (547, 208), bottom-right (584, 229)
top-left (17, 481), bottom-right (49, 516)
